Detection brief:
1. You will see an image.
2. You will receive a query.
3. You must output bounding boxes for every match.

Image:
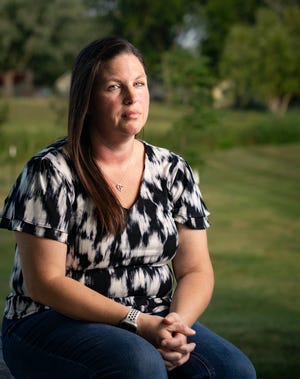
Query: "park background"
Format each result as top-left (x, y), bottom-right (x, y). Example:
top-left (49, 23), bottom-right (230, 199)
top-left (0, 1), bottom-right (299, 378)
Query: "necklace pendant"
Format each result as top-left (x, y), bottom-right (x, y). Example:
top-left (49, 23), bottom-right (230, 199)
top-left (115, 183), bottom-right (124, 192)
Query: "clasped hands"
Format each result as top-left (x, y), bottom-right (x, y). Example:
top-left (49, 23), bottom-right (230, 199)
top-left (139, 312), bottom-right (196, 371)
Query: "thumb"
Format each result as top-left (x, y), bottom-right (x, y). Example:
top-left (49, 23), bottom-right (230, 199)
top-left (163, 313), bottom-right (177, 325)
top-left (163, 313), bottom-right (196, 337)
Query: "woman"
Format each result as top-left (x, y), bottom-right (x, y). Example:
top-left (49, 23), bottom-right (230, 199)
top-left (1, 37), bottom-right (256, 378)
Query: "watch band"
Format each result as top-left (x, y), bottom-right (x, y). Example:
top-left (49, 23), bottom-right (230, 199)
top-left (119, 308), bottom-right (140, 333)
top-left (126, 308), bottom-right (140, 323)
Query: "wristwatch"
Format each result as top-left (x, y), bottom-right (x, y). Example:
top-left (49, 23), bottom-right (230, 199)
top-left (119, 308), bottom-right (141, 333)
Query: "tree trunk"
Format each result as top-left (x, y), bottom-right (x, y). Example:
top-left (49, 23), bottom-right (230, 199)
top-left (2, 70), bottom-right (15, 97)
top-left (268, 98), bottom-right (280, 113)
top-left (279, 94), bottom-right (292, 114)
top-left (268, 95), bottom-right (292, 115)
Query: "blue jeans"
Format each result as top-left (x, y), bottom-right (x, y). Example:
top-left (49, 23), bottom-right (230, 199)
top-left (2, 310), bottom-right (256, 379)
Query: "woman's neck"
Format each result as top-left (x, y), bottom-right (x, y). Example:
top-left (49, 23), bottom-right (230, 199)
top-left (92, 136), bottom-right (136, 166)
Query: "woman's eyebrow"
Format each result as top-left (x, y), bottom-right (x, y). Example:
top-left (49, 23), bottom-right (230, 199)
top-left (106, 73), bottom-right (146, 82)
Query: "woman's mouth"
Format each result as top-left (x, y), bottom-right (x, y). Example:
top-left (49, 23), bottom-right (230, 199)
top-left (122, 111), bottom-right (140, 120)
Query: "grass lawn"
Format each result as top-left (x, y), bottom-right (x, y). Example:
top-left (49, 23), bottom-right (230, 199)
top-left (0, 98), bottom-right (299, 378)
top-left (199, 144), bottom-right (300, 379)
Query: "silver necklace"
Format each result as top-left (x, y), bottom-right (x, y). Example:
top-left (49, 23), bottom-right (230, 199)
top-left (115, 183), bottom-right (124, 192)
top-left (99, 151), bottom-right (134, 192)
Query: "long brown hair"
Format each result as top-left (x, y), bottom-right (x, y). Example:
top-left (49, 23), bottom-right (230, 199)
top-left (67, 37), bottom-right (145, 235)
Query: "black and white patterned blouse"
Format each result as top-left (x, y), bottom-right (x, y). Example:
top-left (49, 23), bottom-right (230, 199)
top-left (0, 138), bottom-right (210, 319)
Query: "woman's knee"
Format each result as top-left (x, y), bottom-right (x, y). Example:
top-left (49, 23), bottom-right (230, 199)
top-left (210, 341), bottom-right (256, 379)
top-left (229, 352), bottom-right (256, 379)
top-left (107, 335), bottom-right (168, 379)
top-left (189, 322), bottom-right (256, 379)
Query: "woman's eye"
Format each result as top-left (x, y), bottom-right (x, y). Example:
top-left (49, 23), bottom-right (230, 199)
top-left (134, 81), bottom-right (144, 87)
top-left (107, 84), bottom-right (120, 91)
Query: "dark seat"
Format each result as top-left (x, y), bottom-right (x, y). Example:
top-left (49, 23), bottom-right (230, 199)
top-left (0, 334), bottom-right (14, 378)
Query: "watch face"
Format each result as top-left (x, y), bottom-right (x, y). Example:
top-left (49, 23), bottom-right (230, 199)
top-left (120, 321), bottom-right (137, 333)
top-left (120, 309), bottom-right (140, 333)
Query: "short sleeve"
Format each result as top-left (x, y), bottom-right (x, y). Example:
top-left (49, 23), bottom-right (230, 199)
top-left (169, 157), bottom-right (210, 229)
top-left (0, 156), bottom-right (72, 243)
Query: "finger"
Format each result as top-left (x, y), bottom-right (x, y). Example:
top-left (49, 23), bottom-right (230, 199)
top-left (162, 332), bottom-right (186, 346)
top-left (157, 349), bottom-right (177, 371)
top-left (158, 349), bottom-right (186, 368)
top-left (159, 349), bottom-right (191, 369)
top-left (161, 339), bottom-right (196, 354)
top-left (158, 348), bottom-right (183, 361)
top-left (161, 335), bottom-right (185, 351)
top-left (166, 321), bottom-right (196, 337)
top-left (173, 352), bottom-right (191, 367)
top-left (158, 343), bottom-right (195, 363)
top-left (163, 312), bottom-right (197, 338)
top-left (164, 360), bottom-right (176, 371)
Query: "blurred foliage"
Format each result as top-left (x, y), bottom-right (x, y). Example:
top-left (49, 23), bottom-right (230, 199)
top-left (202, 0), bottom-right (263, 72)
top-left (220, 5), bottom-right (300, 113)
top-left (85, 0), bottom-right (203, 75)
top-left (162, 47), bottom-right (213, 106)
top-left (243, 111), bottom-right (300, 145)
top-left (160, 47), bottom-right (218, 162)
top-left (0, 0), bottom-right (299, 115)
top-left (0, 0), bottom-right (99, 90)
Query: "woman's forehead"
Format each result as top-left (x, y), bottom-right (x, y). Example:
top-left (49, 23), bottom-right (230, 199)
top-left (95, 53), bottom-right (146, 82)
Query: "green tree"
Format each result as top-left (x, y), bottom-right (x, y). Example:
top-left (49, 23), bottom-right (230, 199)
top-left (0, 0), bottom-right (93, 96)
top-left (86, 0), bottom-right (202, 74)
top-left (221, 5), bottom-right (300, 113)
top-left (162, 47), bottom-right (216, 159)
top-left (219, 24), bottom-right (258, 108)
top-left (202, 0), bottom-right (263, 73)
top-left (162, 47), bottom-right (212, 106)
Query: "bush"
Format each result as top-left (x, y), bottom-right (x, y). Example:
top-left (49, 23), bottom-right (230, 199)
top-left (243, 111), bottom-right (300, 145)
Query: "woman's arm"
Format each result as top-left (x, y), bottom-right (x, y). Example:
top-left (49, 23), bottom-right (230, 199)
top-left (153, 225), bottom-right (214, 370)
top-left (16, 231), bottom-right (130, 324)
top-left (170, 225), bottom-right (214, 326)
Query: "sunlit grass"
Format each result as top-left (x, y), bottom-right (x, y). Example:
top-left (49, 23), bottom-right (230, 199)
top-left (199, 144), bottom-right (300, 378)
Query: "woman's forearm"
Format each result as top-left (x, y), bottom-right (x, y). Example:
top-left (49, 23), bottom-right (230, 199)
top-left (169, 270), bottom-right (214, 326)
top-left (30, 274), bottom-right (129, 324)
top-left (17, 232), bottom-right (129, 325)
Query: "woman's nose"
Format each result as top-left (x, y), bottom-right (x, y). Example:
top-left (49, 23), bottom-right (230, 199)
top-left (123, 87), bottom-right (136, 105)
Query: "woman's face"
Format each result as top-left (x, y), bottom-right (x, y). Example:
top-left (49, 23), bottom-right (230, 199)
top-left (88, 53), bottom-right (150, 141)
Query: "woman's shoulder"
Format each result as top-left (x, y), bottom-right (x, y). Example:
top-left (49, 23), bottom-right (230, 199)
top-left (142, 140), bottom-right (198, 188)
top-left (142, 140), bottom-right (184, 165)
top-left (26, 137), bottom-right (74, 181)
top-left (31, 137), bottom-right (69, 163)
